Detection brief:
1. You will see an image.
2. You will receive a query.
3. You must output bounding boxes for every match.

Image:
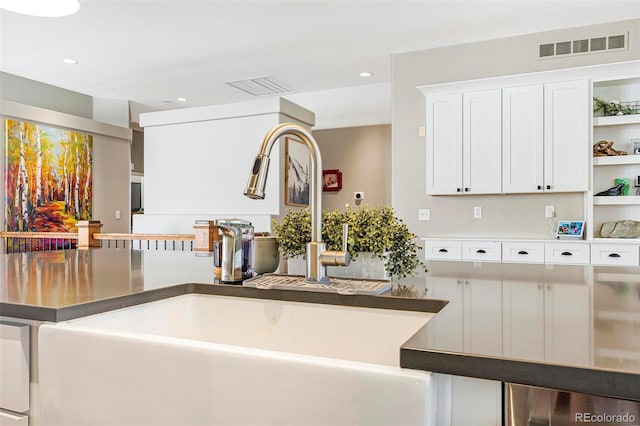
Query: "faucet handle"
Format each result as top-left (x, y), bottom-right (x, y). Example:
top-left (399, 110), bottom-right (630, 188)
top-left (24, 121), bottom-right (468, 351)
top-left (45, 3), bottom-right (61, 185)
top-left (319, 223), bottom-right (351, 267)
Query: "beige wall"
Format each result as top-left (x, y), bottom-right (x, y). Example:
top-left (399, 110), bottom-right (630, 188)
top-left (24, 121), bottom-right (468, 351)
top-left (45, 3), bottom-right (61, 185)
top-left (391, 19), bottom-right (640, 239)
top-left (314, 125), bottom-right (391, 211)
top-left (0, 72), bottom-right (93, 119)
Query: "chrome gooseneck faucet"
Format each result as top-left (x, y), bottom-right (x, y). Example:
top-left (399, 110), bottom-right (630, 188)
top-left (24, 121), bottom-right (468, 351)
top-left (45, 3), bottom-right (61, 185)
top-left (244, 122), bottom-right (350, 283)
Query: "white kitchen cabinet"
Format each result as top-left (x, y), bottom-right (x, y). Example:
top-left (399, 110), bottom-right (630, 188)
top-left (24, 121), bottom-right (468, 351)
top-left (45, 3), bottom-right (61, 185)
top-left (0, 322), bottom-right (30, 414)
top-left (462, 89), bottom-right (503, 194)
top-left (426, 93), bottom-right (463, 195)
top-left (544, 242), bottom-right (590, 265)
top-left (502, 80), bottom-right (589, 193)
top-left (543, 80), bottom-right (589, 192)
top-left (502, 84), bottom-right (544, 193)
top-left (424, 239), bottom-right (462, 261)
top-left (591, 243), bottom-right (640, 266)
top-left (0, 409), bottom-right (28, 426)
top-left (426, 90), bottom-right (501, 195)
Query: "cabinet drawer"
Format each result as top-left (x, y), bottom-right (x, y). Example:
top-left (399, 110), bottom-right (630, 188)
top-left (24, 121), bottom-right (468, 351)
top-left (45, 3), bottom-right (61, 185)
top-left (424, 240), bottom-right (462, 260)
top-left (462, 241), bottom-right (501, 262)
top-left (0, 409), bottom-right (28, 426)
top-left (591, 244), bottom-right (640, 266)
top-left (544, 243), bottom-right (590, 265)
top-left (0, 323), bottom-right (30, 413)
top-left (502, 242), bottom-right (545, 263)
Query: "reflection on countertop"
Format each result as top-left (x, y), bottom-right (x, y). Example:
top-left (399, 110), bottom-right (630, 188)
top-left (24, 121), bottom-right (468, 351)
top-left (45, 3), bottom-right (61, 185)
top-left (398, 261), bottom-right (640, 399)
top-left (1, 249), bottom-right (216, 309)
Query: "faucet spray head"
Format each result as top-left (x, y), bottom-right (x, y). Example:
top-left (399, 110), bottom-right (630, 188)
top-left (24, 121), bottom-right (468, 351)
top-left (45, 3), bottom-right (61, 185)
top-left (244, 154), bottom-right (270, 200)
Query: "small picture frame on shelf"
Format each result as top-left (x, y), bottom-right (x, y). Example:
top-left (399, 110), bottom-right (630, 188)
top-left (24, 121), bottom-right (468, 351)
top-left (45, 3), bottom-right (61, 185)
top-left (556, 221), bottom-right (585, 240)
top-left (633, 140), bottom-right (640, 155)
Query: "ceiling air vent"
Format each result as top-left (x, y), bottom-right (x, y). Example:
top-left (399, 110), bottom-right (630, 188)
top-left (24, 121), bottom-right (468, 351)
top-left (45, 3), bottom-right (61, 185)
top-left (225, 75), bottom-right (292, 96)
top-left (538, 32), bottom-right (627, 59)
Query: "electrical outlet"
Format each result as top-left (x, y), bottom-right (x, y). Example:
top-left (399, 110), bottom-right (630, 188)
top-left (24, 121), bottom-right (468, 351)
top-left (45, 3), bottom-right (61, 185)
top-left (473, 206), bottom-right (482, 219)
top-left (115, 210), bottom-right (121, 220)
top-left (545, 205), bottom-right (555, 218)
top-left (354, 192), bottom-right (364, 200)
top-left (418, 209), bottom-right (430, 221)
top-left (418, 126), bottom-right (426, 137)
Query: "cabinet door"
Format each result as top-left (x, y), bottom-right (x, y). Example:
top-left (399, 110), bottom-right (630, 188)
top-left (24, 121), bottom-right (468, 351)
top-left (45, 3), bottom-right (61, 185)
top-left (426, 93), bottom-right (463, 195)
top-left (502, 85), bottom-right (544, 193)
top-left (544, 80), bottom-right (589, 192)
top-left (463, 89), bottom-right (502, 194)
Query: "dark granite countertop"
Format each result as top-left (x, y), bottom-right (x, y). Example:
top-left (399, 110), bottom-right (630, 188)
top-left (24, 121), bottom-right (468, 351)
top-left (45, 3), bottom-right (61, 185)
top-left (1, 248), bottom-right (639, 401)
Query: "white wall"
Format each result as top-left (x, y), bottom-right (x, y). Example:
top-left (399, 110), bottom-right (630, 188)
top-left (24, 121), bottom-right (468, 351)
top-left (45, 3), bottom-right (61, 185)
top-left (391, 19), bottom-right (640, 239)
top-left (0, 101), bottom-right (132, 235)
top-left (138, 98), bottom-right (315, 233)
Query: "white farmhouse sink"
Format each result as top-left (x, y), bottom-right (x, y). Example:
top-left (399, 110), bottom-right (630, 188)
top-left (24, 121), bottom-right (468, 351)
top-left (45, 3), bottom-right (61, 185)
top-left (39, 294), bottom-right (435, 426)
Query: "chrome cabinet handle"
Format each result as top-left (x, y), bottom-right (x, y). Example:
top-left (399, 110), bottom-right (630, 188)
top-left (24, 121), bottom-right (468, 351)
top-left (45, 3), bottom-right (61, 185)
top-left (517, 250), bottom-right (528, 255)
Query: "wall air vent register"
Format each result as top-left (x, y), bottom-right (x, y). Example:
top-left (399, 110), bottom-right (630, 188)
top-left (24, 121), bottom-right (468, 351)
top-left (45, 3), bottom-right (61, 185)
top-left (539, 33), bottom-right (627, 59)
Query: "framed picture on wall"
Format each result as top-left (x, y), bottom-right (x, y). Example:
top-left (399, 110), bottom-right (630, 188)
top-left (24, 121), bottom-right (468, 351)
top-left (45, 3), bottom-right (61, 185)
top-left (284, 137), bottom-right (310, 206)
top-left (322, 169), bottom-right (342, 192)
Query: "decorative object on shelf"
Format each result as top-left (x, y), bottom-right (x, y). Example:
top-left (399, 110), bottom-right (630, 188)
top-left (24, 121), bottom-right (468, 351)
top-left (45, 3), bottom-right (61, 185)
top-left (284, 136), bottom-right (310, 207)
top-left (593, 97), bottom-right (639, 116)
top-left (595, 183), bottom-right (627, 196)
top-left (614, 178), bottom-right (631, 196)
top-left (636, 176), bottom-right (640, 196)
top-left (555, 221), bottom-right (585, 240)
top-left (271, 206), bottom-right (427, 279)
top-left (633, 138), bottom-right (640, 155)
top-left (593, 140), bottom-right (628, 156)
top-left (599, 220), bottom-right (640, 239)
top-left (322, 169), bottom-right (342, 192)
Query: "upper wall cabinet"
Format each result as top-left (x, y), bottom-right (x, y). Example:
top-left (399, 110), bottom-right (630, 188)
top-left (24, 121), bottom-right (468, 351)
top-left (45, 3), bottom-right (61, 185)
top-left (543, 80), bottom-right (589, 192)
top-left (502, 85), bottom-right (544, 193)
top-left (426, 89), bottom-right (502, 195)
top-left (503, 80), bottom-right (589, 194)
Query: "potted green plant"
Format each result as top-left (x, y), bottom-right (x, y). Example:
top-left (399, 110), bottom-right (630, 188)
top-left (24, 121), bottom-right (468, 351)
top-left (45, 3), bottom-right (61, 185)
top-left (271, 206), bottom-right (427, 279)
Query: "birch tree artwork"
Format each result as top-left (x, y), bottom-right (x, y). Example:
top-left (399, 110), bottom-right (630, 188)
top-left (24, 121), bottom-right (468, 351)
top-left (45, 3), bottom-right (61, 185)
top-left (4, 119), bottom-right (93, 241)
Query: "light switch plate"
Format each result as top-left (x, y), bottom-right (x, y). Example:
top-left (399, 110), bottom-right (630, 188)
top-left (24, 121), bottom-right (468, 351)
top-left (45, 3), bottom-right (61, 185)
top-left (545, 205), bottom-right (555, 218)
top-left (473, 206), bottom-right (482, 219)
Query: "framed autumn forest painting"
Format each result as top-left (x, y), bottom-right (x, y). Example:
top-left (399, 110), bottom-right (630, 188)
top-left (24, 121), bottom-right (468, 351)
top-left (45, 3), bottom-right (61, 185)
top-left (4, 119), bottom-right (93, 243)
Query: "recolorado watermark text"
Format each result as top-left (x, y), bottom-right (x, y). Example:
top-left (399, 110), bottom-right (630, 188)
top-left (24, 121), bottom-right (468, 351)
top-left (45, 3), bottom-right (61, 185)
top-left (575, 412), bottom-right (637, 424)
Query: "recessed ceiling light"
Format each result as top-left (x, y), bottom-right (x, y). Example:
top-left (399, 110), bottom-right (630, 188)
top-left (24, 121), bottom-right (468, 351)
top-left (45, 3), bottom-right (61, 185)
top-left (61, 58), bottom-right (78, 64)
top-left (1, 0), bottom-right (80, 17)
top-left (359, 72), bottom-right (373, 78)
top-left (176, 97), bottom-right (187, 102)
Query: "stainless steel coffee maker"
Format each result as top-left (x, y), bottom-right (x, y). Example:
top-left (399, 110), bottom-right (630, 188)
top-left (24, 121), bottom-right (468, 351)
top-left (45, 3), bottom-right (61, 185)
top-left (213, 219), bottom-right (254, 283)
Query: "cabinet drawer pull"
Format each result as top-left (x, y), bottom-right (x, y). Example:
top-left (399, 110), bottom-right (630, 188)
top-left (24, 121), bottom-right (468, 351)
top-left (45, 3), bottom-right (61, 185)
top-left (517, 250), bottom-right (529, 255)
top-left (561, 251), bottom-right (573, 256)
top-left (438, 248), bottom-right (448, 253)
top-left (476, 249), bottom-right (487, 254)
top-left (608, 253), bottom-right (621, 258)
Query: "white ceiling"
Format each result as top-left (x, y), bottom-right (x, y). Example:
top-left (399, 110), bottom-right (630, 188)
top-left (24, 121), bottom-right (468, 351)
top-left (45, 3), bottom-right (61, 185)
top-left (1, 1), bottom-right (639, 129)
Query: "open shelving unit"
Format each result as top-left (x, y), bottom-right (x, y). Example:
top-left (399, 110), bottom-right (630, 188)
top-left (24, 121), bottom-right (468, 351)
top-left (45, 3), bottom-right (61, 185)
top-left (589, 74), bottom-right (640, 241)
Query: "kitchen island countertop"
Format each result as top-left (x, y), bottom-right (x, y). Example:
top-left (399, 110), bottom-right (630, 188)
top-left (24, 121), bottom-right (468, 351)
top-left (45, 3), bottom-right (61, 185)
top-left (1, 248), bottom-right (639, 401)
